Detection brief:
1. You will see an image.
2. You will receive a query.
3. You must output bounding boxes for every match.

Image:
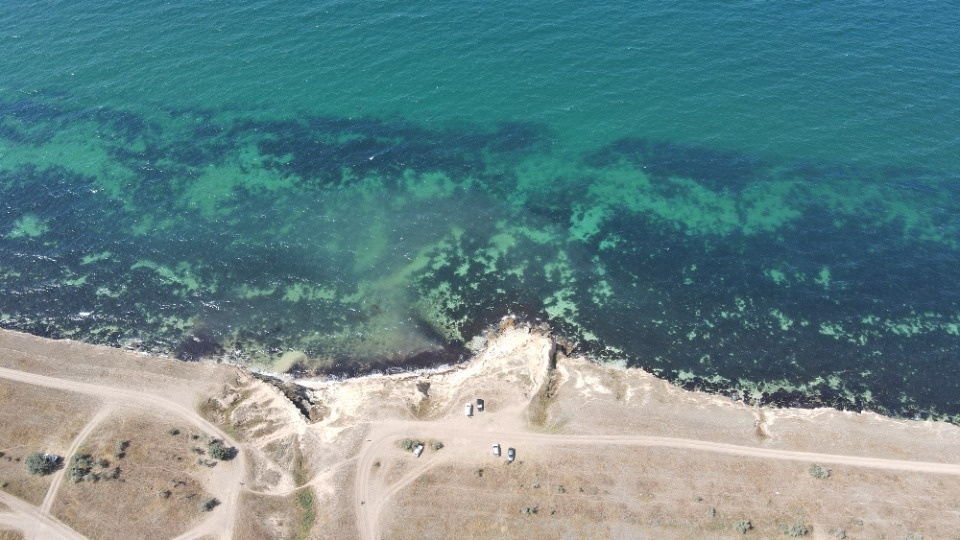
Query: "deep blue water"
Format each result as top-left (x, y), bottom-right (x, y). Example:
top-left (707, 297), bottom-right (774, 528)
top-left (1, 1), bottom-right (959, 419)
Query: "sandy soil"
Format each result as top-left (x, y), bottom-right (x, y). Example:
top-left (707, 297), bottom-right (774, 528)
top-left (1, 323), bottom-right (959, 539)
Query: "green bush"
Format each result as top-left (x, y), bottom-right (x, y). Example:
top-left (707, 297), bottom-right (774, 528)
top-left (781, 522), bottom-right (809, 537)
top-left (432, 441), bottom-right (444, 451)
top-left (734, 519), bottom-right (752, 534)
top-left (25, 453), bottom-right (58, 476)
top-left (808, 463), bottom-right (830, 479)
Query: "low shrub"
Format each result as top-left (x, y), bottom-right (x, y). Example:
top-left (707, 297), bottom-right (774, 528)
top-left (399, 439), bottom-right (422, 451)
top-left (734, 519), bottom-right (752, 534)
top-left (197, 497), bottom-right (219, 512)
top-left (781, 522), bottom-right (809, 537)
top-left (809, 464), bottom-right (830, 479)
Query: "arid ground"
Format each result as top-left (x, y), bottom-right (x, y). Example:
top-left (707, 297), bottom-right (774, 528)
top-left (1, 321), bottom-right (959, 539)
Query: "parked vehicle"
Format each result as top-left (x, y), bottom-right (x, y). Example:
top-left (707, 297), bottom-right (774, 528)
top-left (507, 447), bottom-right (516, 462)
top-left (492, 443), bottom-right (501, 457)
top-left (413, 444), bottom-right (424, 458)
top-left (476, 398), bottom-right (484, 412)
top-left (464, 402), bottom-right (473, 416)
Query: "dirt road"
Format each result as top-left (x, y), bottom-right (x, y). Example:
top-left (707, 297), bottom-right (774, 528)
top-left (353, 420), bottom-right (960, 540)
top-left (38, 406), bottom-right (113, 517)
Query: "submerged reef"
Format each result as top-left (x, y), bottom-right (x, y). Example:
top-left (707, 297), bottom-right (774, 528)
top-left (1, 95), bottom-right (959, 420)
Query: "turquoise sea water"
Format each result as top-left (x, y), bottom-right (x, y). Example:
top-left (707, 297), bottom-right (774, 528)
top-left (1, 1), bottom-right (959, 418)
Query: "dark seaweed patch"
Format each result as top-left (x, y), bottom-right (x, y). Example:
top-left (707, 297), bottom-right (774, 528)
top-left (555, 194), bottom-right (960, 416)
top-left (585, 137), bottom-right (766, 192)
top-left (175, 327), bottom-right (224, 361)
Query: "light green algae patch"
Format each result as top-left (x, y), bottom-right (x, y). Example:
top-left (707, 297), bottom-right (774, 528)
top-left (63, 275), bottom-right (88, 287)
top-left (0, 124), bottom-right (138, 204)
top-left (180, 147), bottom-right (299, 217)
top-left (589, 279), bottom-right (614, 306)
top-left (414, 281), bottom-right (469, 343)
top-left (282, 284), bottom-right (337, 302)
top-left (131, 260), bottom-right (207, 294)
top-left (569, 203), bottom-right (611, 242)
top-left (814, 266), bottom-right (831, 289)
top-left (402, 169), bottom-right (460, 199)
top-left (769, 309), bottom-right (794, 331)
top-left (812, 179), bottom-right (959, 248)
top-left (81, 251), bottom-right (113, 265)
top-left (7, 214), bottom-right (49, 238)
top-left (235, 285), bottom-right (277, 299)
top-left (739, 180), bottom-right (802, 234)
top-left (571, 165), bottom-right (794, 238)
top-left (767, 268), bottom-right (789, 286)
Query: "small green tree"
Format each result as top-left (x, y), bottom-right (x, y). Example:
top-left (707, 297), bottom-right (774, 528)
top-left (207, 440), bottom-right (231, 461)
top-left (734, 519), bottom-right (752, 534)
top-left (25, 453), bottom-right (57, 476)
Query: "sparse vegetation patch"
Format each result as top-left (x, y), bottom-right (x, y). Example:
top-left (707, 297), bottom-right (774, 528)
top-left (295, 488), bottom-right (316, 540)
top-left (114, 440), bottom-right (130, 459)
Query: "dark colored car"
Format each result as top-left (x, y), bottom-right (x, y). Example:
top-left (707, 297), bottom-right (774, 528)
top-left (507, 447), bottom-right (516, 462)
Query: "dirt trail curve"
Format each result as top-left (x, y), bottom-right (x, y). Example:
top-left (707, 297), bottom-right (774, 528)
top-left (0, 366), bottom-right (246, 540)
top-left (38, 406), bottom-right (113, 517)
top-left (354, 421), bottom-right (960, 540)
top-left (0, 491), bottom-right (85, 540)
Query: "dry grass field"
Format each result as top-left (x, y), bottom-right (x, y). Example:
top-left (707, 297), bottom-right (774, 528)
top-left (380, 445), bottom-right (957, 539)
top-left (0, 379), bottom-right (100, 505)
top-left (0, 528), bottom-right (24, 540)
top-left (50, 411), bottom-right (227, 540)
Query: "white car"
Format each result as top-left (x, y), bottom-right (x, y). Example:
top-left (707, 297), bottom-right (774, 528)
top-left (413, 444), bottom-right (424, 458)
top-left (492, 443), bottom-right (501, 457)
